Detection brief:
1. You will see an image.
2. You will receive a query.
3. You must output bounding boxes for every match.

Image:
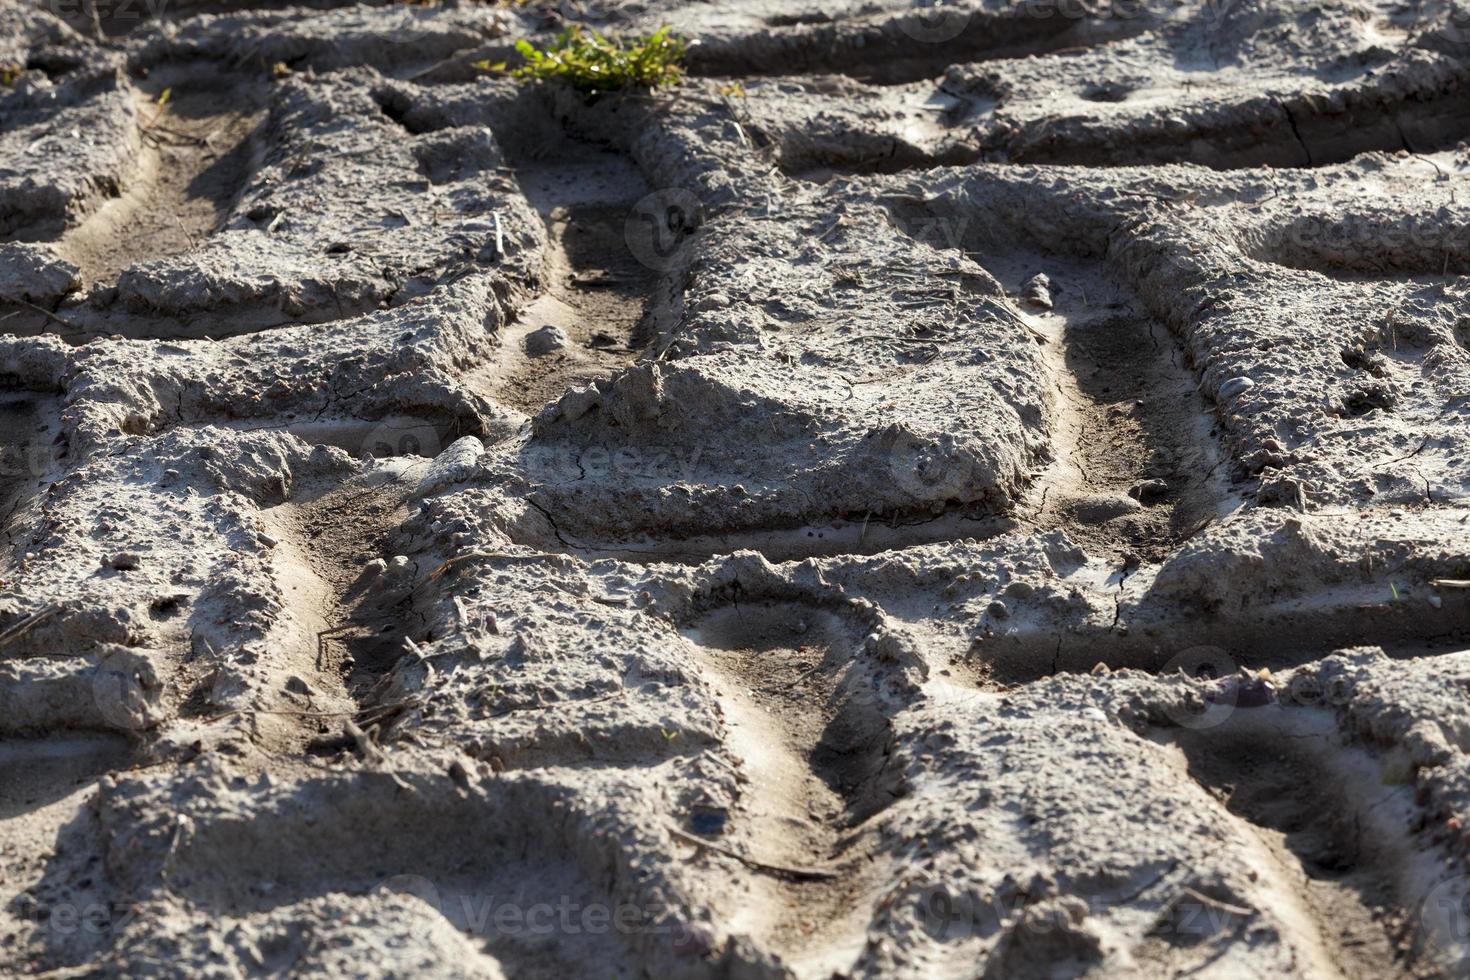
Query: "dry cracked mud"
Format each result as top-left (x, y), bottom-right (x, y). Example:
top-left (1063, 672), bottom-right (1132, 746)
top-left (6, 0), bottom-right (1470, 977)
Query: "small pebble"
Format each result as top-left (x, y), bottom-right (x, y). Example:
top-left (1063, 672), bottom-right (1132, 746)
top-left (1218, 376), bottom-right (1256, 401)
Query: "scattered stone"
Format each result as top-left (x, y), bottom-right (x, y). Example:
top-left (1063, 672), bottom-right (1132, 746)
top-left (1021, 272), bottom-right (1053, 309)
top-left (1217, 376), bottom-right (1256, 401)
top-left (524, 324), bottom-right (569, 356)
top-left (1070, 493), bottom-right (1143, 523)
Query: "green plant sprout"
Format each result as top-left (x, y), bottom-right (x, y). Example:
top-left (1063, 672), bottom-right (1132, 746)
top-left (487, 26), bottom-right (685, 98)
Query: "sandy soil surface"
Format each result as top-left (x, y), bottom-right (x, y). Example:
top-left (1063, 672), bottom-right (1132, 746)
top-left (4, 0), bottom-right (1470, 977)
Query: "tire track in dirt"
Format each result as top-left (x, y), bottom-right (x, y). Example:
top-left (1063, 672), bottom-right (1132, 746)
top-left (767, 93), bottom-right (1470, 179)
top-left (500, 240), bottom-right (1237, 572)
top-left (8, 4), bottom-right (1469, 976)
top-left (680, 600), bottom-right (902, 975)
top-left (547, 510), bottom-right (1020, 568)
top-left (686, 7), bottom-right (1148, 85)
top-left (0, 735), bottom-right (134, 821)
top-left (0, 65), bottom-right (266, 341)
top-left (253, 456), bottom-right (428, 753)
top-left (154, 773), bottom-right (643, 976)
top-left (869, 200), bottom-right (1231, 568)
top-left (50, 0), bottom-right (366, 39)
top-left (727, 9), bottom-right (1470, 179)
top-left (468, 133), bottom-right (664, 417)
top-left (1156, 708), bottom-right (1444, 979)
top-left (57, 65), bottom-right (266, 293)
top-left (1000, 252), bottom-right (1235, 567)
top-left (0, 390), bottom-right (62, 554)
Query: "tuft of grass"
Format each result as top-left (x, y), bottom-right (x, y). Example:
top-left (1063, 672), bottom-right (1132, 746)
top-left (495, 25), bottom-right (685, 97)
top-left (0, 63), bottom-right (23, 87)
